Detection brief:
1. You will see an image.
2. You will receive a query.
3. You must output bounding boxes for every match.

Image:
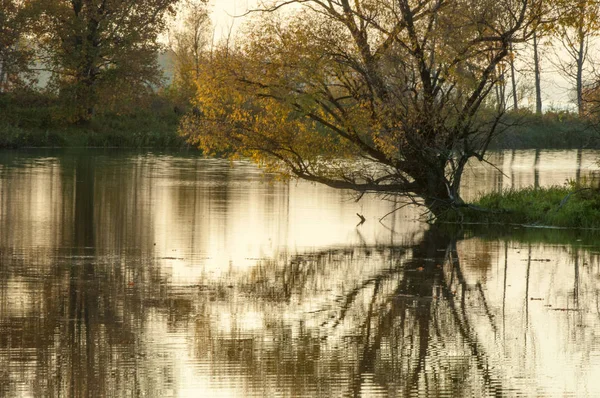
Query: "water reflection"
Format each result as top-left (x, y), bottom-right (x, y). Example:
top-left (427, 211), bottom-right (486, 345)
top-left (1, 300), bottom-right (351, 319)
top-left (0, 150), bottom-right (599, 397)
top-left (461, 149), bottom-right (599, 200)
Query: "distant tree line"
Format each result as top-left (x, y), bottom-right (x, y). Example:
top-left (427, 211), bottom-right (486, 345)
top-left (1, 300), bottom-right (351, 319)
top-left (0, 0), bottom-right (210, 122)
top-left (3, 1), bottom-right (600, 121)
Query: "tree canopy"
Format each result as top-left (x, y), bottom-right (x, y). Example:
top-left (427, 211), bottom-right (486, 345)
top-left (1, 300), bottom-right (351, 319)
top-left (181, 0), bottom-right (543, 215)
top-left (550, 0), bottom-right (600, 116)
top-left (169, 0), bottom-right (211, 104)
top-left (0, 0), bottom-right (35, 91)
top-left (36, 0), bottom-right (179, 121)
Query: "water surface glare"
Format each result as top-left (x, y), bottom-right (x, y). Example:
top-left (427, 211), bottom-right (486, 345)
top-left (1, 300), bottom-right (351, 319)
top-left (0, 149), bottom-right (599, 397)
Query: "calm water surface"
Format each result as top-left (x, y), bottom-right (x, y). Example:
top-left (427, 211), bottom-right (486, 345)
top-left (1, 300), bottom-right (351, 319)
top-left (1, 149), bottom-right (599, 397)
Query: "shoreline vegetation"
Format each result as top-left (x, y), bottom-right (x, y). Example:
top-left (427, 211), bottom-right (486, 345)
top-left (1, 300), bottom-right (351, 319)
top-left (0, 92), bottom-right (188, 149)
top-left (490, 111), bottom-right (600, 149)
top-left (1, 93), bottom-right (599, 150)
top-left (440, 185), bottom-right (600, 229)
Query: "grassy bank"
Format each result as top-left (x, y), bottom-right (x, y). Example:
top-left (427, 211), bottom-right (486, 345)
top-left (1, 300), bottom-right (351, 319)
top-left (442, 186), bottom-right (600, 229)
top-left (0, 91), bottom-right (188, 149)
top-left (1, 91), bottom-right (599, 149)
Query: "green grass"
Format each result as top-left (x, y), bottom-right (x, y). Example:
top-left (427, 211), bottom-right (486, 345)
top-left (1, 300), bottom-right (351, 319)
top-left (443, 186), bottom-right (600, 229)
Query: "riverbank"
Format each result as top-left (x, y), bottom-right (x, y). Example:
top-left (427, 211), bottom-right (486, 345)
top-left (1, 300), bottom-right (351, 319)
top-left (1, 91), bottom-right (599, 149)
top-left (0, 115), bottom-right (187, 149)
top-left (4, 113), bottom-right (595, 149)
top-left (443, 186), bottom-right (600, 229)
top-left (0, 91), bottom-right (189, 149)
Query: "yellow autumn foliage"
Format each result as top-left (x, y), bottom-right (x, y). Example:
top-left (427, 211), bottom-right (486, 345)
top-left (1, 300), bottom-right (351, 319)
top-left (181, 0), bottom-right (544, 212)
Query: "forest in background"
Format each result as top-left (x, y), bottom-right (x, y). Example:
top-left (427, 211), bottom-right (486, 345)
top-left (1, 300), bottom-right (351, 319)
top-left (0, 0), bottom-right (209, 147)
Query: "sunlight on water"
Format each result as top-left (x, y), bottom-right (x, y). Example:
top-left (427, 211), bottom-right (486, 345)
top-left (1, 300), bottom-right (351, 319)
top-left (0, 149), bottom-right (599, 397)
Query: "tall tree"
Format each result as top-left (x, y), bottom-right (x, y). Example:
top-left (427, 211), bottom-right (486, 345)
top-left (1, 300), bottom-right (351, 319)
top-left (553, 0), bottom-right (600, 116)
top-left (182, 0), bottom-right (542, 216)
top-left (532, 31), bottom-right (542, 114)
top-left (169, 0), bottom-right (210, 103)
top-left (0, 0), bottom-right (35, 91)
top-left (528, 0), bottom-right (560, 115)
top-left (37, 0), bottom-right (179, 121)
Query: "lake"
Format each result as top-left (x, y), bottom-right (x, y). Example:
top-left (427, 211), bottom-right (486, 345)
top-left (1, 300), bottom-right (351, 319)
top-left (0, 149), bottom-right (599, 397)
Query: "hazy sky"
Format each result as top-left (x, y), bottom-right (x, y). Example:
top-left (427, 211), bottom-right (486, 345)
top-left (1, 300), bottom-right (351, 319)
top-left (210, 0), bottom-right (257, 39)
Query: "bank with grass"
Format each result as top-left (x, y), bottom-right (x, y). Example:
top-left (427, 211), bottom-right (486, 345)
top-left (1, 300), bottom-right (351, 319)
top-left (0, 91), bottom-right (189, 149)
top-left (442, 186), bottom-right (600, 229)
top-left (1, 89), bottom-right (599, 150)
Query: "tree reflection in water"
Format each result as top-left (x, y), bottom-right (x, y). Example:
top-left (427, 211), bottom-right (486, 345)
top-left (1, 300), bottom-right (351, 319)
top-left (196, 228), bottom-right (514, 397)
top-left (1, 151), bottom-right (600, 397)
top-left (0, 153), bottom-right (178, 397)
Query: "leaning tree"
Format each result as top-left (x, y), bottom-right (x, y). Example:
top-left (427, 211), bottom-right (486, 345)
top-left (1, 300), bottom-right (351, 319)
top-left (182, 0), bottom-right (543, 216)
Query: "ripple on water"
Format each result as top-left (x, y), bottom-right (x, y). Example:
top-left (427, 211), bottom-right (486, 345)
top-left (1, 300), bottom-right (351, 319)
top-left (0, 150), bottom-right (599, 397)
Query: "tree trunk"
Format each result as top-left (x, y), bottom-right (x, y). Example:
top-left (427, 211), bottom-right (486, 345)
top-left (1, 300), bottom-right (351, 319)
top-left (70, 0), bottom-right (101, 122)
top-left (510, 43), bottom-right (518, 110)
top-left (420, 172), bottom-right (464, 217)
top-left (576, 34), bottom-right (585, 117)
top-left (496, 65), bottom-right (506, 112)
top-left (73, 73), bottom-right (97, 123)
top-left (533, 32), bottom-right (542, 114)
top-left (0, 60), bottom-right (5, 93)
